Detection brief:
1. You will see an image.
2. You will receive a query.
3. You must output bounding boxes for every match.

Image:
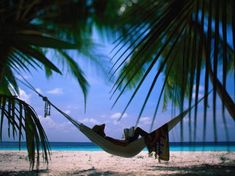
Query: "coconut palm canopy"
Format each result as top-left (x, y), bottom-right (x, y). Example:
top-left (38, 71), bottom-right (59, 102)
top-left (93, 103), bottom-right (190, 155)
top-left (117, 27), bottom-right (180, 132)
top-left (0, 0), bottom-right (234, 170)
top-left (110, 0), bottom-right (234, 142)
top-left (0, 0), bottom-right (123, 169)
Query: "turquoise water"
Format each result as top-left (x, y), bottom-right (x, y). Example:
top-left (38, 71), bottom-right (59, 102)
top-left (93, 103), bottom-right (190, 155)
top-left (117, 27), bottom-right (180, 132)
top-left (0, 142), bottom-right (235, 151)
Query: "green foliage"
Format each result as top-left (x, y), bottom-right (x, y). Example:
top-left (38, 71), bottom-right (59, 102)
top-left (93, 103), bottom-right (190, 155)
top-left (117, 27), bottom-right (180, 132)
top-left (0, 0), bottom-right (124, 169)
top-left (111, 0), bottom-right (235, 140)
top-left (0, 0), bottom-right (123, 96)
top-left (0, 95), bottom-right (50, 170)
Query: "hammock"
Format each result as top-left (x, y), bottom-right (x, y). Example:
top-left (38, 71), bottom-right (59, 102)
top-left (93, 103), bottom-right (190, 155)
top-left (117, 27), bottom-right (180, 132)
top-left (78, 108), bottom-right (187, 158)
top-left (43, 94), bottom-right (205, 158)
top-left (79, 124), bottom-right (145, 157)
top-left (18, 76), bottom-right (210, 158)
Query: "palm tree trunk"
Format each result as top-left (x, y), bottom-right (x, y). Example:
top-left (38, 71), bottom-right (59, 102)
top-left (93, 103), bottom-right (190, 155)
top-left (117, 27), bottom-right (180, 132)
top-left (207, 62), bottom-right (235, 120)
top-left (194, 20), bottom-right (235, 120)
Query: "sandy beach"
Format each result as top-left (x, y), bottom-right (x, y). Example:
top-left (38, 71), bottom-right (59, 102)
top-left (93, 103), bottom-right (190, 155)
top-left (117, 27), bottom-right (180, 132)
top-left (0, 151), bottom-right (234, 176)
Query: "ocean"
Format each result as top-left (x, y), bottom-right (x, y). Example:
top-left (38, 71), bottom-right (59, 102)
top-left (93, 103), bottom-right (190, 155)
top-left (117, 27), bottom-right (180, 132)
top-left (0, 142), bottom-right (235, 151)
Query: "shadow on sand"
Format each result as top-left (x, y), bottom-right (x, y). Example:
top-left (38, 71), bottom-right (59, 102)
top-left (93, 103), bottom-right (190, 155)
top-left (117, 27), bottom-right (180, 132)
top-left (0, 164), bottom-right (234, 175)
top-left (70, 163), bottom-right (235, 176)
top-left (150, 164), bottom-right (235, 176)
top-left (0, 168), bottom-right (129, 176)
top-left (72, 167), bottom-right (128, 176)
top-left (0, 169), bottom-right (48, 176)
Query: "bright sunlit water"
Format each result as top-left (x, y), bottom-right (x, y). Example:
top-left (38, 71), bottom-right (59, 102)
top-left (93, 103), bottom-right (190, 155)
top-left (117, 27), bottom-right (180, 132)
top-left (1, 142), bottom-right (235, 151)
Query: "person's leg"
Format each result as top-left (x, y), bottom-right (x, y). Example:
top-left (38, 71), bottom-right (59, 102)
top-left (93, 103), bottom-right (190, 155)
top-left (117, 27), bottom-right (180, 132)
top-left (128, 127), bottom-right (149, 142)
top-left (134, 127), bottom-right (149, 137)
top-left (135, 128), bottom-right (157, 155)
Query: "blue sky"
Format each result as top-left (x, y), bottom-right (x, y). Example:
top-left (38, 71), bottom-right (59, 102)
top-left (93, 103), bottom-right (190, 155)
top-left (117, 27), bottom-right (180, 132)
top-left (2, 30), bottom-right (235, 143)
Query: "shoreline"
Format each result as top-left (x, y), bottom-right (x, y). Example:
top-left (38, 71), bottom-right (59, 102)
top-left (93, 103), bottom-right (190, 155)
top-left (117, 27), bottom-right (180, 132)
top-left (0, 151), bottom-right (235, 175)
top-left (1, 141), bottom-right (235, 152)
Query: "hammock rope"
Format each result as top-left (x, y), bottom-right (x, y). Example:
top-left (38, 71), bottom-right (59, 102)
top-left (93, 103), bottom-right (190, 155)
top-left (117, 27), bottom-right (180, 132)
top-left (16, 75), bottom-right (212, 157)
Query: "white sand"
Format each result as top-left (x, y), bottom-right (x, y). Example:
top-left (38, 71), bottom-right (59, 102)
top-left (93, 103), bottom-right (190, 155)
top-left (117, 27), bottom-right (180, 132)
top-left (0, 151), bottom-right (235, 175)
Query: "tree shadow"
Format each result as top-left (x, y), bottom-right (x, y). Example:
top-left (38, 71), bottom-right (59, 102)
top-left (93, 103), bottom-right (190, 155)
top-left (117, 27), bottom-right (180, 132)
top-left (0, 169), bottom-right (48, 176)
top-left (72, 167), bottom-right (130, 176)
top-left (150, 164), bottom-right (235, 176)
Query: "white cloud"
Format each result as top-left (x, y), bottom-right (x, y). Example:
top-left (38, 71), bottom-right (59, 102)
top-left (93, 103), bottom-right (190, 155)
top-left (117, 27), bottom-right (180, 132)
top-left (81, 118), bottom-right (99, 125)
top-left (110, 112), bottom-right (128, 120)
top-left (39, 115), bottom-right (73, 132)
top-left (18, 88), bottom-right (31, 103)
top-left (64, 110), bottom-right (71, 115)
top-left (39, 115), bottom-right (56, 128)
top-left (113, 120), bottom-right (121, 125)
top-left (15, 74), bottom-right (31, 80)
top-left (192, 85), bottom-right (205, 100)
top-left (65, 105), bottom-right (80, 111)
top-left (110, 112), bottom-right (128, 126)
top-left (193, 85), bottom-right (204, 92)
top-left (100, 114), bottom-right (106, 118)
top-left (46, 88), bottom-right (63, 95)
top-left (192, 92), bottom-right (203, 99)
top-left (139, 116), bottom-right (151, 125)
top-left (36, 88), bottom-right (43, 94)
top-left (192, 85), bottom-right (204, 100)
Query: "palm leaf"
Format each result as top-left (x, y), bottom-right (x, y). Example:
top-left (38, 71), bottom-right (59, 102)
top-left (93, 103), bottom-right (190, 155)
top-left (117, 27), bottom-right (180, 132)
top-left (0, 95), bottom-right (50, 170)
top-left (111, 0), bottom-right (235, 142)
top-left (0, 0), bottom-right (123, 170)
top-left (10, 33), bottom-right (78, 49)
top-left (58, 50), bottom-right (89, 110)
top-left (14, 45), bottom-right (62, 75)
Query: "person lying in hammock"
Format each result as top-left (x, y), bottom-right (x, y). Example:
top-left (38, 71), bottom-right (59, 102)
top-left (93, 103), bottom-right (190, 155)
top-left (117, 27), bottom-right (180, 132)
top-left (92, 124), bottom-right (151, 146)
top-left (92, 124), bottom-right (170, 161)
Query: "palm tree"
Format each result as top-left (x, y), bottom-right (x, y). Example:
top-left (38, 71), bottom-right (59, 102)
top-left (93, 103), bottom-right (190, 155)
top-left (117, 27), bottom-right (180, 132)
top-left (111, 0), bottom-right (234, 141)
top-left (0, 0), bottom-right (123, 169)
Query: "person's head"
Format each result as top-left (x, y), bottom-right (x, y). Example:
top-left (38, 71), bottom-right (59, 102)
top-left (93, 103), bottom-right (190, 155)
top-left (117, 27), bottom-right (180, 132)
top-left (92, 124), bottom-right (106, 137)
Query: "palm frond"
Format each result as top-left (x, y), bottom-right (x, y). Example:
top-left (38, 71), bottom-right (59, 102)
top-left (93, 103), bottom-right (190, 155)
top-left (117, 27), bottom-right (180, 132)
top-left (58, 50), bottom-right (89, 110)
top-left (0, 95), bottom-right (50, 170)
top-left (0, 0), bottom-right (123, 170)
top-left (111, 0), bottom-right (235, 141)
